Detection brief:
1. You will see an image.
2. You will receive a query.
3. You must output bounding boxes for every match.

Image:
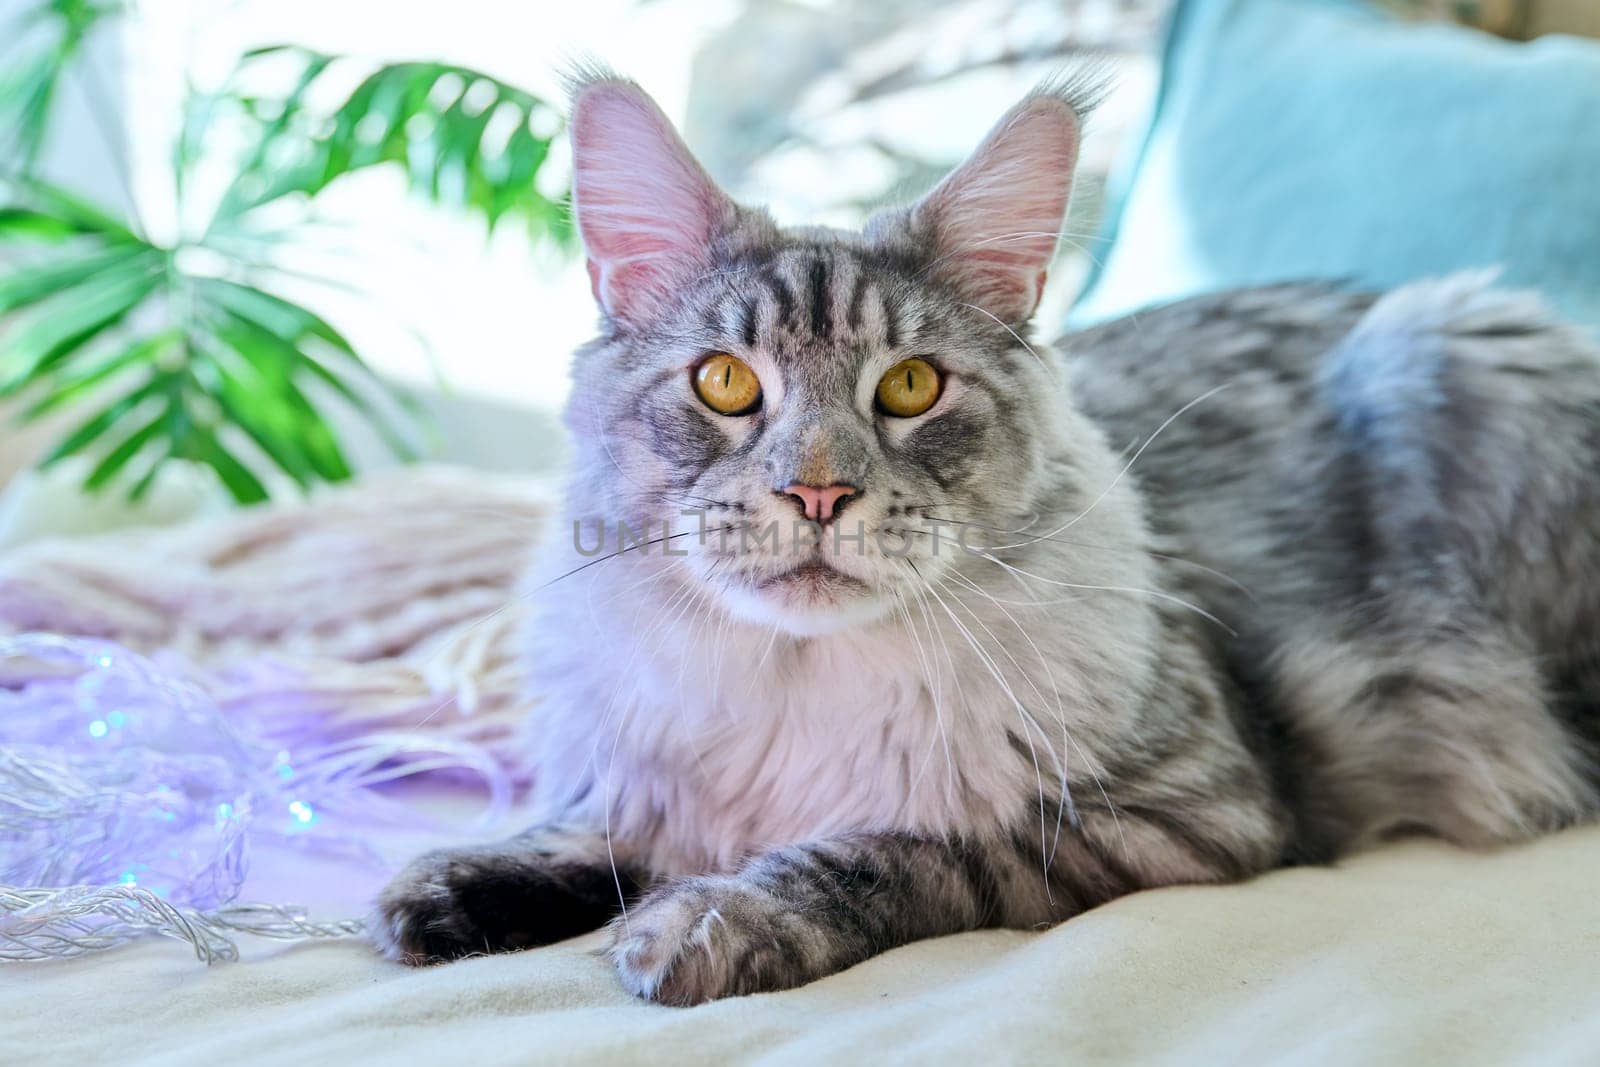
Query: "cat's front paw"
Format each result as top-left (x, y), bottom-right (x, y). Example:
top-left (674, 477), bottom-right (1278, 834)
top-left (372, 848), bottom-right (518, 964)
top-left (609, 875), bottom-right (813, 1005)
top-left (372, 844), bottom-right (622, 965)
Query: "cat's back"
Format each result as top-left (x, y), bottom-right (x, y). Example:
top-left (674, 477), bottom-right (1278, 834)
top-left (1060, 281), bottom-right (1375, 440)
top-left (1060, 281), bottom-right (1384, 632)
top-left (1058, 274), bottom-right (1600, 631)
top-left (1060, 275), bottom-right (1600, 849)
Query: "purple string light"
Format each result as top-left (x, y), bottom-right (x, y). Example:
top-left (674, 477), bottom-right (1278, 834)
top-left (0, 634), bottom-right (513, 962)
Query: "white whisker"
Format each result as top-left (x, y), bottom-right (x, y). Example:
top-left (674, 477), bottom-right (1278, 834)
top-left (996, 383), bottom-right (1233, 548)
top-left (959, 302), bottom-right (1055, 378)
top-left (973, 550), bottom-right (1237, 636)
top-left (913, 568), bottom-right (1055, 904)
top-left (896, 591), bottom-right (958, 810)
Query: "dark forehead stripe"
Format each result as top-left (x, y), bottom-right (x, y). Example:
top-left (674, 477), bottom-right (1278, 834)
top-left (808, 257), bottom-right (832, 339)
top-left (847, 273), bottom-right (869, 334)
top-left (725, 243), bottom-right (928, 348)
top-left (739, 296), bottom-right (758, 348)
top-left (763, 268), bottom-right (795, 327)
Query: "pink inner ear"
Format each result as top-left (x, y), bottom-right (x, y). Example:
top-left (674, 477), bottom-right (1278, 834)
top-left (571, 82), bottom-right (732, 325)
top-left (915, 97), bottom-right (1080, 324)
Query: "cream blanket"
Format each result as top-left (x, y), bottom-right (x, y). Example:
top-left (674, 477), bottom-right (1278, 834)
top-left (2, 469), bottom-right (1596, 1064)
top-left (7, 827), bottom-right (1599, 1065)
top-left (0, 467), bottom-right (550, 770)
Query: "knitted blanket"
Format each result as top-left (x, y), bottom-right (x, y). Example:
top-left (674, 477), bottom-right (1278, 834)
top-left (0, 466), bottom-right (552, 773)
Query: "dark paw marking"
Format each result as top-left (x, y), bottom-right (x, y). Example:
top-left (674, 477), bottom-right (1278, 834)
top-left (372, 848), bottom-right (627, 965)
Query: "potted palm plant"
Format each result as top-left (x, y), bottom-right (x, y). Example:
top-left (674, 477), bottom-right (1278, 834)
top-left (0, 0), bottom-right (571, 503)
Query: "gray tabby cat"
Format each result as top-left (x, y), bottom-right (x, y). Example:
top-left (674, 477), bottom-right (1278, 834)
top-left (372, 68), bottom-right (1600, 1004)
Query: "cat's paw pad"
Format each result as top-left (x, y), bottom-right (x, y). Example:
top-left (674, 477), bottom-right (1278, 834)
top-left (609, 876), bottom-right (800, 1005)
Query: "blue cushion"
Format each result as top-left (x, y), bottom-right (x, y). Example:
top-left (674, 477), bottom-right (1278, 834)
top-left (1069, 0), bottom-right (1600, 330)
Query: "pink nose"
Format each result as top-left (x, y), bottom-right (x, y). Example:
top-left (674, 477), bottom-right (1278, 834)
top-left (781, 483), bottom-right (858, 524)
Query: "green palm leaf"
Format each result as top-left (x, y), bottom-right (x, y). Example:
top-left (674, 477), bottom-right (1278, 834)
top-left (214, 47), bottom-right (572, 243)
top-left (82, 402), bottom-right (169, 491)
top-left (0, 224), bottom-right (428, 502)
top-left (0, 241), bottom-right (159, 315)
top-left (0, 258), bottom-right (163, 395)
top-left (188, 421), bottom-right (271, 504)
top-left (1, 6), bottom-right (572, 504)
top-left (191, 315), bottom-right (354, 485)
top-left (0, 0), bottom-right (124, 171)
top-left (22, 329), bottom-right (179, 418)
top-left (39, 370), bottom-right (165, 467)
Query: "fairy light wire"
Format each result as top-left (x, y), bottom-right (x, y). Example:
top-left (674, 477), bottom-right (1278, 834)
top-left (0, 634), bottom-right (512, 964)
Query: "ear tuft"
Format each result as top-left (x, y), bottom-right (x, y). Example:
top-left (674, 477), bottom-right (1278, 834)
top-left (910, 74), bottom-right (1099, 325)
top-left (568, 71), bottom-right (735, 327)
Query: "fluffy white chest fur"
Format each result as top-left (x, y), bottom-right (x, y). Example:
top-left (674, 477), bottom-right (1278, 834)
top-left (524, 592), bottom-right (1008, 871)
top-left (520, 505), bottom-right (1159, 875)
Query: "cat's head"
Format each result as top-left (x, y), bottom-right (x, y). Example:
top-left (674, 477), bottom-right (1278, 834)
top-left (562, 67), bottom-right (1094, 636)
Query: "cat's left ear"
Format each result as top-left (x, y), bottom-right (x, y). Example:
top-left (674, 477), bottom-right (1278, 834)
top-left (908, 83), bottom-right (1090, 325)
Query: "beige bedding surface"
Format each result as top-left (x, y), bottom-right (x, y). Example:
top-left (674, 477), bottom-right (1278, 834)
top-left (2, 469), bottom-right (1596, 1065)
top-left (6, 823), bottom-right (1599, 1066)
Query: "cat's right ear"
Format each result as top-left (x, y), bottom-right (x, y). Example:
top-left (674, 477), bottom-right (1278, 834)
top-left (568, 74), bottom-right (736, 327)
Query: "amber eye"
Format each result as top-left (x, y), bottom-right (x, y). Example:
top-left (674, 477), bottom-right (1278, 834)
top-left (875, 357), bottom-right (941, 418)
top-left (693, 352), bottom-right (762, 415)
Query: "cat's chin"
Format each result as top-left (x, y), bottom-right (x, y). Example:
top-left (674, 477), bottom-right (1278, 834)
top-left (714, 570), bottom-right (892, 637)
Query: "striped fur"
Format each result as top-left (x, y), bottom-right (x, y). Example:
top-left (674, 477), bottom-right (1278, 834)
top-left (374, 73), bottom-right (1600, 1005)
